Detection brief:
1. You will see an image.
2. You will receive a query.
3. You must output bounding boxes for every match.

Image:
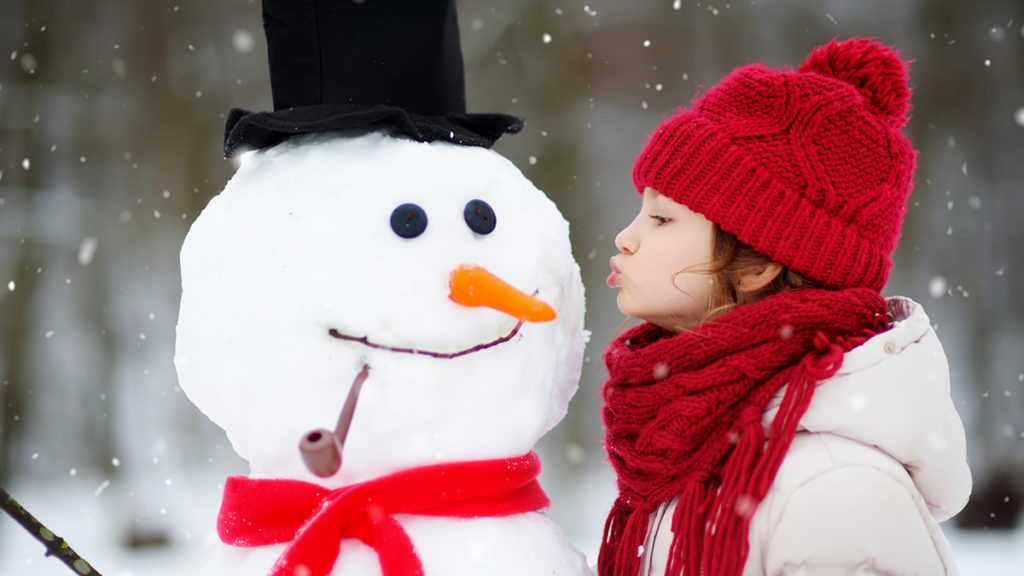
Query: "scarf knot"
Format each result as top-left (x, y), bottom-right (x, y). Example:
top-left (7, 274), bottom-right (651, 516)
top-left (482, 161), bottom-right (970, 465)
top-left (599, 288), bottom-right (887, 576)
top-left (218, 453), bottom-right (549, 576)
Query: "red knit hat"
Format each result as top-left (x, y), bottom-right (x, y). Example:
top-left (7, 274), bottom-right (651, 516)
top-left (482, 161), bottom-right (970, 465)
top-left (633, 37), bottom-right (917, 292)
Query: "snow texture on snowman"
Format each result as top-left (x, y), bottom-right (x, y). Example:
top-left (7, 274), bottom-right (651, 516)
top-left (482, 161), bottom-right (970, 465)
top-left (175, 1), bottom-right (592, 575)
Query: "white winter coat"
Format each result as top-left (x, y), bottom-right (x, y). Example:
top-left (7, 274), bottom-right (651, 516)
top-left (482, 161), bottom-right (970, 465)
top-left (640, 297), bottom-right (972, 576)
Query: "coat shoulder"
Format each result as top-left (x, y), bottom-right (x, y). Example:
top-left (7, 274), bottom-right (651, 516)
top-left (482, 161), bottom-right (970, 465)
top-left (768, 432), bottom-right (914, 502)
top-left (746, 432), bottom-right (957, 575)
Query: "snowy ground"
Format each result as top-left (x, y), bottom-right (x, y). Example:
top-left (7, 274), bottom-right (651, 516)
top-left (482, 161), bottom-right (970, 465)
top-left (1, 471), bottom-right (1021, 576)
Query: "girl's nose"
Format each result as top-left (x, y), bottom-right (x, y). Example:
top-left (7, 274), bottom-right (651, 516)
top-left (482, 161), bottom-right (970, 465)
top-left (615, 223), bottom-right (637, 255)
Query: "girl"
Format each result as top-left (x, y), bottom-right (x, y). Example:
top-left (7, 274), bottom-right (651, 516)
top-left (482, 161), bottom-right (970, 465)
top-left (600, 38), bottom-right (972, 575)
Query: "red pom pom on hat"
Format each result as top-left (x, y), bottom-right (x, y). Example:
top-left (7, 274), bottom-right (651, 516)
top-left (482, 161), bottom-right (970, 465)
top-left (799, 37), bottom-right (911, 128)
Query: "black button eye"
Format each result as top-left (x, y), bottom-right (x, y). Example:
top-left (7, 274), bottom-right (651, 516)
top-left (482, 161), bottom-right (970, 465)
top-left (464, 199), bottom-right (496, 235)
top-left (390, 203), bottom-right (427, 238)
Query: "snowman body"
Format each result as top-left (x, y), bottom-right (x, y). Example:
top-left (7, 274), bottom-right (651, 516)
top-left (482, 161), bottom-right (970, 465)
top-left (176, 132), bottom-right (592, 575)
top-left (204, 514), bottom-right (589, 575)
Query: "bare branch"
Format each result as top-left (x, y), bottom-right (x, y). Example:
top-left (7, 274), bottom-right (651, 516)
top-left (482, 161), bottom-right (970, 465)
top-left (0, 487), bottom-right (103, 575)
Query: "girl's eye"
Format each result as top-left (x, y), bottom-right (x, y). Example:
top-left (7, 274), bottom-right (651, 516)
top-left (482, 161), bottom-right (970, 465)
top-left (650, 215), bottom-right (670, 225)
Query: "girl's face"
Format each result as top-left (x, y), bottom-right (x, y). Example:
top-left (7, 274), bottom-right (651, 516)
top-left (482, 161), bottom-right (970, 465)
top-left (609, 187), bottom-right (716, 332)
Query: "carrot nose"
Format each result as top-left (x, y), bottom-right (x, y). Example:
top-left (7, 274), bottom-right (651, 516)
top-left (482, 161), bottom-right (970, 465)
top-left (449, 264), bottom-right (556, 323)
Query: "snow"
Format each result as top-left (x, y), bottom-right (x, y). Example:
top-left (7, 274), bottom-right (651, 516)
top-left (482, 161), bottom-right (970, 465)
top-left (77, 237), bottom-right (99, 266)
top-left (2, 469), bottom-right (1022, 576)
top-left (231, 29), bottom-right (255, 54)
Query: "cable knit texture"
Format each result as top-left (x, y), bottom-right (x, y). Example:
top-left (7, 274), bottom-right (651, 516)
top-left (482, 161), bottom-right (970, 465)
top-left (599, 288), bottom-right (888, 576)
top-left (632, 38), bottom-right (916, 292)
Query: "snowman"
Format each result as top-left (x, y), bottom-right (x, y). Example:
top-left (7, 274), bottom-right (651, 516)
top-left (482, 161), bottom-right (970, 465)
top-left (175, 1), bottom-right (592, 575)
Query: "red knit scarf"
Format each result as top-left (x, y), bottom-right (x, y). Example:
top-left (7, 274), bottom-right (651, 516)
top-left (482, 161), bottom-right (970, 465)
top-left (599, 288), bottom-right (888, 576)
top-left (218, 453), bottom-right (549, 576)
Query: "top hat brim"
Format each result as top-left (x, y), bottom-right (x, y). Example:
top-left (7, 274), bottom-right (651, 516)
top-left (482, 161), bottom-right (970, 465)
top-left (223, 105), bottom-right (524, 158)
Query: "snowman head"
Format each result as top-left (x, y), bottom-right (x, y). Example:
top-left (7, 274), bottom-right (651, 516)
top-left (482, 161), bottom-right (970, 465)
top-left (175, 132), bottom-right (585, 483)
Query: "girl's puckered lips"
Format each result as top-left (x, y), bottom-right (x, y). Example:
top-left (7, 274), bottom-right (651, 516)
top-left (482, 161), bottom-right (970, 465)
top-left (607, 257), bottom-right (621, 288)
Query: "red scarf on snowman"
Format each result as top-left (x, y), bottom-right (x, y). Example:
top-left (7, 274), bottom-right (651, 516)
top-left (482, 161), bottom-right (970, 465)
top-left (218, 453), bottom-right (548, 576)
top-left (599, 288), bottom-right (888, 576)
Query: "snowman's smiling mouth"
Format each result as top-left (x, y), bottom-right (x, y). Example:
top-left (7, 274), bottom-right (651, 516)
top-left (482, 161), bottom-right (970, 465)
top-left (327, 322), bottom-right (524, 359)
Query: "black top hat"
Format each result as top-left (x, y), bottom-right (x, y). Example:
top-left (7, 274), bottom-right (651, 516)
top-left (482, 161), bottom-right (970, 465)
top-left (222, 0), bottom-right (524, 158)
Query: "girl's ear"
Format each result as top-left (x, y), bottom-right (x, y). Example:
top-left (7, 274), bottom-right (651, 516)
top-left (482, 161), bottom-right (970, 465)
top-left (737, 262), bottom-right (783, 293)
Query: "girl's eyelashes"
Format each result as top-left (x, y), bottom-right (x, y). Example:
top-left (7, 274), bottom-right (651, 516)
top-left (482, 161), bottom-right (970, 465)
top-left (649, 214), bottom-right (671, 225)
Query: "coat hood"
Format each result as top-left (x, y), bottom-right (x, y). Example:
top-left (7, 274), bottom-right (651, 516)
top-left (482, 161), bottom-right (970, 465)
top-left (765, 296), bottom-right (971, 522)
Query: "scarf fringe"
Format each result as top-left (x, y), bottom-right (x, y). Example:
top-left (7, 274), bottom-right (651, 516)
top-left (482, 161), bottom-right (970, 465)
top-left (665, 474), bottom-right (714, 576)
top-left (599, 498), bottom-right (651, 576)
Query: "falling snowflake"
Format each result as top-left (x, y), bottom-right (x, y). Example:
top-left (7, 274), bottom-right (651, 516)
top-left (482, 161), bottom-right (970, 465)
top-left (19, 53), bottom-right (37, 74)
top-left (653, 362), bottom-right (670, 380)
top-left (94, 480), bottom-right (111, 497)
top-left (232, 29), bottom-right (255, 53)
top-left (848, 394), bottom-right (868, 412)
top-left (564, 442), bottom-right (586, 466)
top-left (735, 494), bottom-right (756, 518)
top-left (78, 237), bottom-right (98, 266)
